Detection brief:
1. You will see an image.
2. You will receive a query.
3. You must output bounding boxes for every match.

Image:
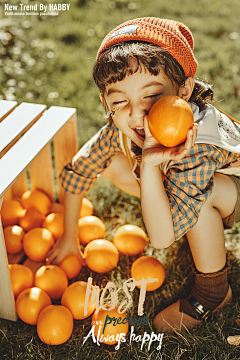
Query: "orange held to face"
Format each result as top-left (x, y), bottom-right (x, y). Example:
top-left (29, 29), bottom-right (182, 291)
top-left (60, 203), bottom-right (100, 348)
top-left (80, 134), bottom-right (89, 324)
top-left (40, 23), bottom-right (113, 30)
top-left (37, 305), bottom-right (73, 345)
top-left (84, 239), bottom-right (119, 273)
top-left (23, 227), bottom-right (54, 262)
top-left (59, 254), bottom-right (82, 279)
top-left (131, 256), bottom-right (165, 291)
top-left (16, 287), bottom-right (52, 325)
top-left (61, 281), bottom-right (96, 320)
top-left (4, 225), bottom-right (25, 254)
top-left (34, 265), bottom-right (68, 301)
top-left (78, 215), bottom-right (106, 246)
top-left (21, 189), bottom-right (52, 215)
top-left (113, 224), bottom-right (147, 255)
top-left (9, 264), bottom-right (34, 298)
top-left (92, 306), bottom-right (129, 345)
top-left (1, 200), bottom-right (24, 228)
top-left (148, 95), bottom-right (194, 147)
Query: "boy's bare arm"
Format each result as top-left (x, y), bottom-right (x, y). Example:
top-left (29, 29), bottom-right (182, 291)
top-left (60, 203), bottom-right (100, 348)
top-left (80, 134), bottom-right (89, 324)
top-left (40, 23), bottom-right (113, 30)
top-left (140, 116), bottom-right (198, 249)
top-left (140, 163), bottom-right (175, 248)
top-left (46, 191), bottom-right (85, 265)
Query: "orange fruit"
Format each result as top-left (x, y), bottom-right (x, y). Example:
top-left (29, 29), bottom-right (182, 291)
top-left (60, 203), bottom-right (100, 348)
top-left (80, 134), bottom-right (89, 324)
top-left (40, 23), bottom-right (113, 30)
top-left (34, 265), bottom-right (68, 301)
top-left (78, 216), bottom-right (106, 246)
top-left (59, 254), bottom-right (83, 279)
top-left (79, 198), bottom-right (94, 218)
top-left (92, 306), bottom-right (129, 345)
top-left (21, 189), bottom-right (51, 215)
top-left (16, 287), bottom-right (52, 325)
top-left (84, 239), bottom-right (119, 273)
top-left (19, 208), bottom-right (45, 231)
top-left (131, 256), bottom-right (165, 291)
top-left (1, 200), bottom-right (24, 227)
top-left (23, 228), bottom-right (54, 262)
top-left (61, 281), bottom-right (96, 319)
top-left (37, 305), bottom-right (73, 345)
top-left (42, 212), bottom-right (64, 240)
top-left (148, 95), bottom-right (194, 147)
top-left (4, 225), bottom-right (25, 254)
top-left (9, 264), bottom-right (34, 298)
top-left (113, 224), bottom-right (147, 255)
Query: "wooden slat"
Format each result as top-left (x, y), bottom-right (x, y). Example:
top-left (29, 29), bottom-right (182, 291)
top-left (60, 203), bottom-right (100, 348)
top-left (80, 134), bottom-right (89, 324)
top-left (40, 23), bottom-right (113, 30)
top-left (0, 197), bottom-right (18, 321)
top-left (54, 112), bottom-right (78, 203)
top-left (0, 102), bottom-right (46, 158)
top-left (11, 172), bottom-right (28, 199)
top-left (3, 187), bottom-right (12, 201)
top-left (0, 100), bottom-right (18, 122)
top-left (30, 142), bottom-right (54, 201)
top-left (0, 106), bottom-right (76, 198)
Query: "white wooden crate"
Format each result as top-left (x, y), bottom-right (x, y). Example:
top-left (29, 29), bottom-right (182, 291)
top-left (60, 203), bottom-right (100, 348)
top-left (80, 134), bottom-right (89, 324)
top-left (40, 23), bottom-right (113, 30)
top-left (0, 100), bottom-right (78, 321)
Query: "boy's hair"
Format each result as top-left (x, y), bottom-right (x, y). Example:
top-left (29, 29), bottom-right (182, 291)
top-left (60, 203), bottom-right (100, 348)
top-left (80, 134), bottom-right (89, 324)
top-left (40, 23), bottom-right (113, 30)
top-left (93, 42), bottom-right (213, 110)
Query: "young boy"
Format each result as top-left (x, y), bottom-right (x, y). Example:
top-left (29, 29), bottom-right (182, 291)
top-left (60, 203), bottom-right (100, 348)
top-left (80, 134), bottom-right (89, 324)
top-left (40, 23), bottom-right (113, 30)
top-left (47, 17), bottom-right (240, 332)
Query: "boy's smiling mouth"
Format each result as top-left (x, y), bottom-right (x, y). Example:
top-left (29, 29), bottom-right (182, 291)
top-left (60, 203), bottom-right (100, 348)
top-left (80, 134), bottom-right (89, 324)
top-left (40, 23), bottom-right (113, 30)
top-left (133, 127), bottom-right (145, 141)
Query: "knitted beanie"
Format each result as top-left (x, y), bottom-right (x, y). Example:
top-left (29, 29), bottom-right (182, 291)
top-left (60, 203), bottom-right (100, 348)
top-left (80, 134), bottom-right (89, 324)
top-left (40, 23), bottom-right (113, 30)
top-left (96, 17), bottom-right (198, 78)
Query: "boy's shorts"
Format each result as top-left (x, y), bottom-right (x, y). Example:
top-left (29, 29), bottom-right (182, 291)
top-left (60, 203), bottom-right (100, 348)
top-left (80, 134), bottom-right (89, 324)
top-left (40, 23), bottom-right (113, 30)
top-left (223, 175), bottom-right (240, 228)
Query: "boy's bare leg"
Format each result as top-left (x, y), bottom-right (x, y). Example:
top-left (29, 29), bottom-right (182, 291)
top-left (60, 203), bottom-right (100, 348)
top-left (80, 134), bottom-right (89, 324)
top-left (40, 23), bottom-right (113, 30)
top-left (154, 173), bottom-right (237, 331)
top-left (101, 152), bottom-right (140, 197)
top-left (187, 172), bottom-right (237, 273)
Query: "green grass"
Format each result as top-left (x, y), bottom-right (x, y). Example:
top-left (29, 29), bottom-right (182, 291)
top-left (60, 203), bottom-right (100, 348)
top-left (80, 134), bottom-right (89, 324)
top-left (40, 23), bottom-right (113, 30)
top-left (1, 0), bottom-right (240, 358)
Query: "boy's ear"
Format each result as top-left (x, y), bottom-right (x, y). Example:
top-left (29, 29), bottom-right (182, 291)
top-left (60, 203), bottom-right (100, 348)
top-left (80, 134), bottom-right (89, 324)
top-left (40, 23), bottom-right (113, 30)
top-left (100, 93), bottom-right (110, 111)
top-left (179, 77), bottom-right (195, 101)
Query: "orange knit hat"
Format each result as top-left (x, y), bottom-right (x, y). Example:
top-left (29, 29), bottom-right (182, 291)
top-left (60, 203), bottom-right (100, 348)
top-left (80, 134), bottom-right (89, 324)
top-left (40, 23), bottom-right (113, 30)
top-left (96, 17), bottom-right (198, 78)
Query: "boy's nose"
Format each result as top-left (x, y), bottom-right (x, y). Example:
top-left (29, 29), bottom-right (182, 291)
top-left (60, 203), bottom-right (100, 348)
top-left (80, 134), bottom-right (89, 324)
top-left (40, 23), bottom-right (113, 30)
top-left (130, 103), bottom-right (149, 123)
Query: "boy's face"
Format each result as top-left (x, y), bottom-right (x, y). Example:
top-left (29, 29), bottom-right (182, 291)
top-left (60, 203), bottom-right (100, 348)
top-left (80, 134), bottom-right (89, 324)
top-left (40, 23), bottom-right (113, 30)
top-left (102, 65), bottom-right (181, 148)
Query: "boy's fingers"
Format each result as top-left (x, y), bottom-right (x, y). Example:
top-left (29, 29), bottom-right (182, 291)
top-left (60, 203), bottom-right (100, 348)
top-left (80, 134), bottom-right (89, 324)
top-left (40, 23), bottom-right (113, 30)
top-left (143, 115), bottom-right (151, 137)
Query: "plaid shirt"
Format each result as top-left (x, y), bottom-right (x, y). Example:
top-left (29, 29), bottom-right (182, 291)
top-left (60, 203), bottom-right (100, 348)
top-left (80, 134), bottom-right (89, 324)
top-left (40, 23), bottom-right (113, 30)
top-left (60, 121), bottom-right (239, 241)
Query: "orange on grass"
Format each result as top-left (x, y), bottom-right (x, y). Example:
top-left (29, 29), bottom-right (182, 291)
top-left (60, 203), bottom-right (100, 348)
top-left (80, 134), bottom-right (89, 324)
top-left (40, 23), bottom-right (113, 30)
top-left (19, 208), bottom-right (45, 232)
top-left (9, 264), bottom-right (34, 298)
top-left (42, 212), bottom-right (64, 240)
top-left (131, 256), bottom-right (165, 291)
top-left (1, 200), bottom-right (24, 228)
top-left (34, 265), bottom-right (68, 301)
top-left (148, 95), bottom-right (194, 147)
top-left (4, 225), bottom-right (25, 254)
top-left (92, 306), bottom-right (129, 345)
top-left (23, 228), bottom-right (54, 262)
top-left (78, 216), bottom-right (106, 246)
top-left (16, 287), bottom-right (52, 325)
top-left (113, 224), bottom-right (147, 255)
top-left (84, 239), bottom-right (119, 273)
top-left (21, 189), bottom-right (52, 215)
top-left (61, 281), bottom-right (96, 319)
top-left (59, 254), bottom-right (82, 279)
top-left (37, 305), bottom-right (73, 345)
top-left (79, 198), bottom-right (94, 218)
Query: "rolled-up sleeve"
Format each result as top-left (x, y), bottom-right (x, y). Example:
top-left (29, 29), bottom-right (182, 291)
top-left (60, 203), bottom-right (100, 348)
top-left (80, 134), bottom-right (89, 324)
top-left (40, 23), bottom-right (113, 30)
top-left (59, 121), bottom-right (122, 194)
top-left (165, 144), bottom-right (239, 240)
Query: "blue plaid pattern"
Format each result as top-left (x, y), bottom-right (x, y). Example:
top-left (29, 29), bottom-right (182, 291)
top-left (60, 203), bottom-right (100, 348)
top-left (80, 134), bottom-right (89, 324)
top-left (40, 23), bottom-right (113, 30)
top-left (60, 121), bottom-right (239, 241)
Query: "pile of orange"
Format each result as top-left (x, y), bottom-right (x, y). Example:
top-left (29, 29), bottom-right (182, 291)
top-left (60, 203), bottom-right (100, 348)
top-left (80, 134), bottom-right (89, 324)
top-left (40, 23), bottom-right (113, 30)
top-left (148, 95), bottom-right (194, 147)
top-left (2, 186), bottom-right (168, 347)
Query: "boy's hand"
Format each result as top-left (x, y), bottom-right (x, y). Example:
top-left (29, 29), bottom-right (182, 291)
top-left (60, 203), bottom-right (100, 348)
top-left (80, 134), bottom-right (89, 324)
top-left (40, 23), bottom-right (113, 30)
top-left (142, 115), bottom-right (198, 167)
top-left (46, 234), bottom-right (86, 266)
